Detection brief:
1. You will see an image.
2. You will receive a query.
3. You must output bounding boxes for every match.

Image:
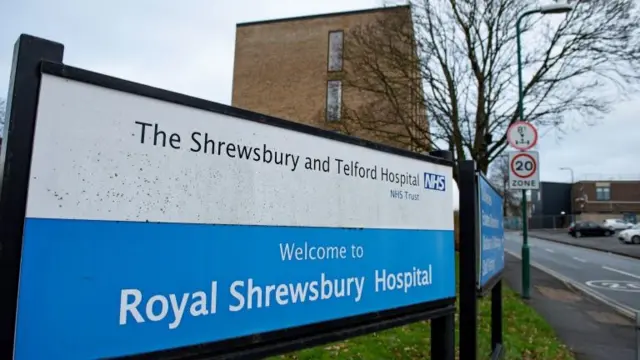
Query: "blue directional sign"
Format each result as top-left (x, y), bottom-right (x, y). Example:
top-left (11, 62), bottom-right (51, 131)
top-left (477, 175), bottom-right (505, 288)
top-left (17, 222), bottom-right (455, 359)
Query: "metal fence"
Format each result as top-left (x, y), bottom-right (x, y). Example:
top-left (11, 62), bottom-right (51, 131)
top-left (504, 217), bottom-right (522, 230)
top-left (505, 215), bottom-right (574, 231)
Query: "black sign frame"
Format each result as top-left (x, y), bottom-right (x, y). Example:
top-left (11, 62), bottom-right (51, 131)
top-left (0, 34), bottom-right (457, 360)
top-left (458, 160), bottom-right (505, 360)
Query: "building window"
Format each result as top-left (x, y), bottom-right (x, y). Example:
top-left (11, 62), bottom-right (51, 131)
top-left (326, 80), bottom-right (342, 121)
top-left (328, 31), bottom-right (344, 72)
top-left (596, 186), bottom-right (610, 201)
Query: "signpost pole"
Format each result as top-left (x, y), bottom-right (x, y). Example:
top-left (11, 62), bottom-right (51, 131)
top-left (516, 14), bottom-right (531, 300)
top-left (507, 150), bottom-right (539, 302)
top-left (459, 159), bottom-right (506, 360)
top-left (521, 189), bottom-right (530, 299)
top-left (0, 35), bottom-right (64, 360)
top-left (430, 149), bottom-right (455, 360)
top-left (458, 160), bottom-right (478, 360)
top-left (491, 283), bottom-right (503, 358)
top-left (431, 315), bottom-right (455, 360)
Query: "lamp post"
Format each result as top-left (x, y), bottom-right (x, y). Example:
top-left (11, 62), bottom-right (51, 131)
top-left (560, 166), bottom-right (575, 225)
top-left (559, 167), bottom-right (575, 184)
top-left (516, 1), bottom-right (573, 299)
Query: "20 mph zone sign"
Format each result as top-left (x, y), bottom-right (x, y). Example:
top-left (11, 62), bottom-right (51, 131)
top-left (508, 151), bottom-right (540, 190)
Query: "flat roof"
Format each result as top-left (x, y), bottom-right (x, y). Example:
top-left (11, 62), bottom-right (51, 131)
top-left (236, 5), bottom-right (410, 28)
top-left (574, 180), bottom-right (640, 184)
top-left (539, 181), bottom-right (572, 186)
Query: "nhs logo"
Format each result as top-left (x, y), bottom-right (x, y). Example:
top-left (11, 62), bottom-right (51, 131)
top-left (424, 172), bottom-right (446, 191)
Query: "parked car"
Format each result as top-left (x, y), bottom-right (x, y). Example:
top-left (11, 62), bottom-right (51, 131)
top-left (618, 224), bottom-right (640, 244)
top-left (568, 221), bottom-right (614, 238)
top-left (603, 218), bottom-right (633, 231)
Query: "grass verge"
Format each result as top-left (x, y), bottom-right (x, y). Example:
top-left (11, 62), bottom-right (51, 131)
top-left (269, 261), bottom-right (574, 359)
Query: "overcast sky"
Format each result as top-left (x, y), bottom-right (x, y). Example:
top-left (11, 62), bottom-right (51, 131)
top-left (1, 0), bottom-right (638, 188)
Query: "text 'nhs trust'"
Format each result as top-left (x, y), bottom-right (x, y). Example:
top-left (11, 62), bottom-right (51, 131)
top-left (390, 172), bottom-right (446, 201)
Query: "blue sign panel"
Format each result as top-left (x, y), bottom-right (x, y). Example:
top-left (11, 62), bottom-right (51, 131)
top-left (477, 175), bottom-right (505, 288)
top-left (15, 220), bottom-right (455, 359)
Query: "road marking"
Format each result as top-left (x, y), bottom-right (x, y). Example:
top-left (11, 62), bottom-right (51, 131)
top-left (585, 280), bottom-right (640, 292)
top-left (505, 249), bottom-right (638, 319)
top-left (573, 257), bottom-right (586, 263)
top-left (544, 248), bottom-right (555, 253)
top-left (602, 266), bottom-right (640, 280)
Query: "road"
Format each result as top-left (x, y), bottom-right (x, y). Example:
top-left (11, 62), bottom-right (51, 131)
top-left (528, 229), bottom-right (640, 259)
top-left (505, 232), bottom-right (640, 314)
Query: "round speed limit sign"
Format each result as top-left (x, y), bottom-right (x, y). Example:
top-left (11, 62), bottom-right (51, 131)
top-left (508, 151), bottom-right (540, 190)
top-left (510, 153), bottom-right (536, 178)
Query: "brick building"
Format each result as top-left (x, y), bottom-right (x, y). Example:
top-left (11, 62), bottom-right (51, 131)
top-left (525, 180), bottom-right (640, 229)
top-left (231, 5), bottom-right (428, 151)
top-left (572, 181), bottom-right (640, 222)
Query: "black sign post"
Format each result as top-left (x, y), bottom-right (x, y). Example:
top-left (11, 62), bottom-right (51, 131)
top-left (458, 160), bottom-right (505, 360)
top-left (0, 35), bottom-right (65, 360)
top-left (429, 149), bottom-right (456, 360)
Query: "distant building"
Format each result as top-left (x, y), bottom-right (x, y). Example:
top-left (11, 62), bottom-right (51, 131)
top-left (530, 182), bottom-right (573, 229)
top-left (529, 180), bottom-right (640, 228)
top-left (231, 5), bottom-right (428, 151)
top-left (572, 181), bottom-right (640, 222)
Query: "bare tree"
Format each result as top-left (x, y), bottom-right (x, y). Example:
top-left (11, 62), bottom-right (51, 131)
top-left (340, 0), bottom-right (640, 179)
top-left (489, 155), bottom-right (521, 216)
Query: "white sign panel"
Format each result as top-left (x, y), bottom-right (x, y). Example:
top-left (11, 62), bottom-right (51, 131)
top-left (26, 74), bottom-right (454, 230)
top-left (508, 151), bottom-right (540, 190)
top-left (506, 121), bottom-right (538, 151)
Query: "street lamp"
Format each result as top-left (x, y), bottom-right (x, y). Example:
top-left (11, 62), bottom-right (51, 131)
top-left (559, 167), bottom-right (574, 183)
top-left (540, 3), bottom-right (574, 14)
top-left (516, 1), bottom-right (573, 300)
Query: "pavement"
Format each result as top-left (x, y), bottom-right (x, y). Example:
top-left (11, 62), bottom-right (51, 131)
top-left (503, 253), bottom-right (637, 360)
top-left (505, 232), bottom-right (640, 315)
top-left (528, 229), bottom-right (640, 260)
